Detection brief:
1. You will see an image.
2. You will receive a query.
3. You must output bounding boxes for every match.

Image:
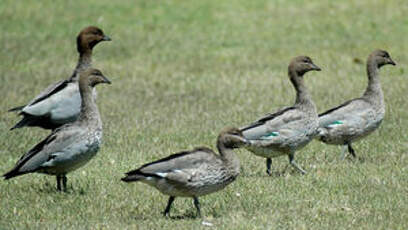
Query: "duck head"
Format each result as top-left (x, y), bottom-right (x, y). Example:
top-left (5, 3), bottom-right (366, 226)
top-left (289, 56), bottom-right (321, 77)
top-left (217, 127), bottom-right (249, 149)
top-left (369, 50), bottom-right (396, 68)
top-left (77, 26), bottom-right (111, 54)
top-left (80, 68), bottom-right (112, 88)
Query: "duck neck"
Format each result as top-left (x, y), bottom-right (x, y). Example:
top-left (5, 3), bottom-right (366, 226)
top-left (289, 69), bottom-right (314, 108)
top-left (70, 49), bottom-right (92, 81)
top-left (77, 82), bottom-right (101, 129)
top-left (217, 141), bottom-right (239, 169)
top-left (363, 59), bottom-right (383, 103)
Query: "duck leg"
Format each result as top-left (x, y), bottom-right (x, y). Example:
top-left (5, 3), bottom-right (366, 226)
top-left (163, 196), bottom-right (175, 217)
top-left (62, 175), bottom-right (68, 192)
top-left (56, 175), bottom-right (68, 192)
top-left (57, 175), bottom-right (62, 191)
top-left (340, 145), bottom-right (348, 160)
top-left (193, 197), bottom-right (201, 218)
top-left (347, 144), bottom-right (357, 158)
top-left (266, 158), bottom-right (272, 175)
top-left (288, 153), bottom-right (306, 175)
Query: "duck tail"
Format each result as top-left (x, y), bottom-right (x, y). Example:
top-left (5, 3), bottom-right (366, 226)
top-left (3, 167), bottom-right (24, 180)
top-left (10, 115), bottom-right (32, 130)
top-left (8, 105), bottom-right (25, 113)
top-left (121, 175), bottom-right (143, 182)
top-left (121, 170), bottom-right (146, 182)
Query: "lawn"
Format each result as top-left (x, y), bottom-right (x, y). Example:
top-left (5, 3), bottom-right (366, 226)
top-left (0, 0), bottom-right (407, 229)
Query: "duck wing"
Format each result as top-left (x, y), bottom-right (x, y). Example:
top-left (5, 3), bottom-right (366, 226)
top-left (318, 98), bottom-right (372, 128)
top-left (9, 80), bottom-right (82, 130)
top-left (122, 147), bottom-right (218, 183)
top-left (3, 125), bottom-right (86, 178)
top-left (240, 106), bottom-right (306, 140)
top-left (9, 79), bottom-right (70, 113)
top-left (317, 98), bottom-right (381, 138)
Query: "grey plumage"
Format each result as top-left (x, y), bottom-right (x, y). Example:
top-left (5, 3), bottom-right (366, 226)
top-left (9, 26), bottom-right (111, 130)
top-left (4, 68), bottom-right (111, 192)
top-left (121, 127), bottom-right (248, 218)
top-left (316, 50), bottom-right (396, 159)
top-left (240, 56), bottom-right (321, 175)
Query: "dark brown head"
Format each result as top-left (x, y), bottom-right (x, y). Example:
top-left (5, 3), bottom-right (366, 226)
top-left (368, 50), bottom-right (396, 68)
top-left (217, 127), bottom-right (249, 149)
top-left (289, 56), bottom-right (321, 77)
top-left (79, 68), bottom-right (111, 88)
top-left (77, 26), bottom-right (111, 53)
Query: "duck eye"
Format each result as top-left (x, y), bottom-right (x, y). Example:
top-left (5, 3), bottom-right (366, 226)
top-left (91, 30), bottom-right (101, 36)
top-left (303, 58), bottom-right (311, 64)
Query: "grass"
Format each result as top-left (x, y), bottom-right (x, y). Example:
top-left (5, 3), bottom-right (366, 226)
top-left (1, 0), bottom-right (407, 229)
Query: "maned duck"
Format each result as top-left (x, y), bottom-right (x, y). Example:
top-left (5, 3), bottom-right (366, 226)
top-left (4, 68), bottom-right (111, 192)
top-left (9, 26), bottom-right (111, 130)
top-left (240, 56), bottom-right (321, 175)
top-left (316, 50), bottom-right (396, 159)
top-left (121, 127), bottom-right (248, 218)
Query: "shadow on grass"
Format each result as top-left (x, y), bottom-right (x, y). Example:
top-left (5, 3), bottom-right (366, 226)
top-left (35, 181), bottom-right (89, 195)
top-left (125, 211), bottom-right (200, 221)
top-left (341, 155), bottom-right (366, 163)
top-left (241, 168), bottom-right (304, 178)
top-left (168, 213), bottom-right (199, 220)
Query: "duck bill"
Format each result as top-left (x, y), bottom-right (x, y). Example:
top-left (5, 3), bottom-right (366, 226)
top-left (102, 76), bottom-right (112, 84)
top-left (388, 58), bottom-right (396, 66)
top-left (310, 63), bottom-right (321, 71)
top-left (234, 136), bottom-right (250, 148)
top-left (102, 35), bottom-right (112, 41)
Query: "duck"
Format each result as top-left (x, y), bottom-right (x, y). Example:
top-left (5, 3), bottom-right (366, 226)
top-left (3, 68), bottom-right (111, 192)
top-left (240, 56), bottom-right (321, 175)
top-left (9, 26), bottom-right (111, 130)
top-left (316, 50), bottom-right (396, 159)
top-left (121, 127), bottom-right (248, 218)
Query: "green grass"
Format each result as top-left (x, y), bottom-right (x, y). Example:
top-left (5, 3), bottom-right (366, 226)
top-left (1, 0), bottom-right (407, 229)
